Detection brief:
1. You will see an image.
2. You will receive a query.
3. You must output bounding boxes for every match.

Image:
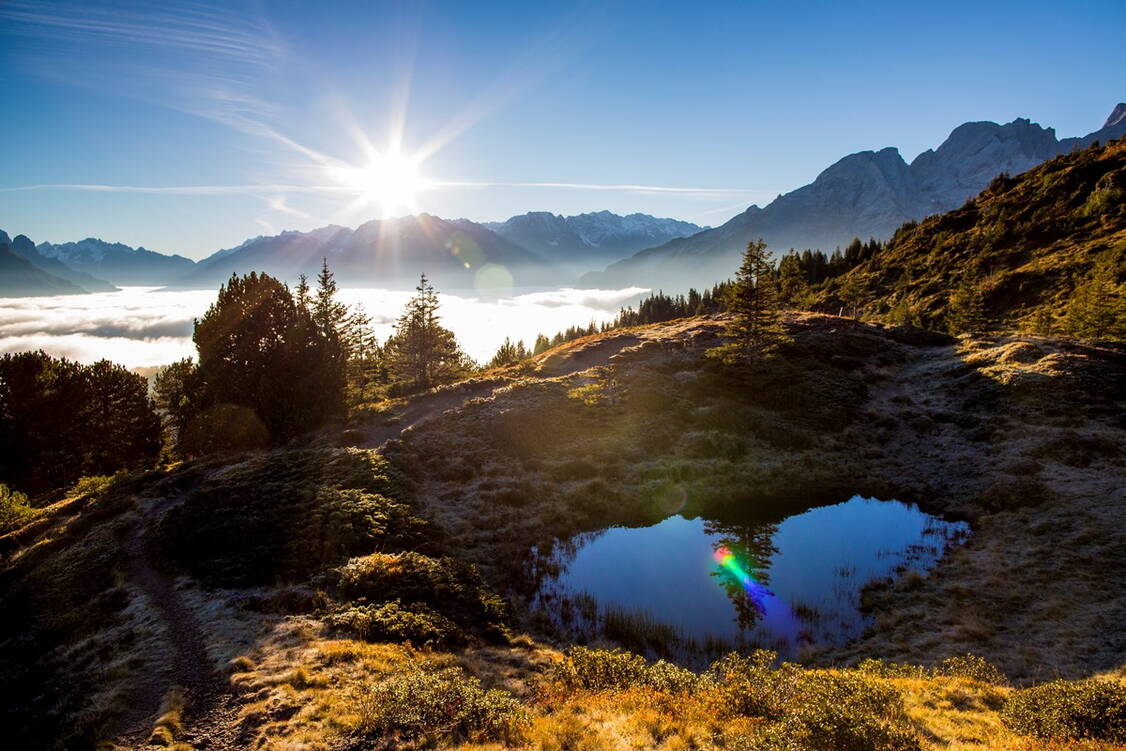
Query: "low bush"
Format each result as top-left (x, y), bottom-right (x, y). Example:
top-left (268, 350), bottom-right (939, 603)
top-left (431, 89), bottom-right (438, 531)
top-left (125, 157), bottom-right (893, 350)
top-left (326, 600), bottom-right (461, 646)
top-left (856, 654), bottom-right (1005, 684)
top-left (553, 647), bottom-right (698, 693)
top-left (704, 650), bottom-right (798, 720)
top-left (933, 654), bottom-right (1007, 684)
top-left (1001, 678), bottom-right (1126, 741)
top-left (748, 671), bottom-right (920, 751)
top-left (353, 664), bottom-right (528, 744)
top-left (0, 483), bottom-right (36, 535)
top-left (330, 552), bottom-right (508, 642)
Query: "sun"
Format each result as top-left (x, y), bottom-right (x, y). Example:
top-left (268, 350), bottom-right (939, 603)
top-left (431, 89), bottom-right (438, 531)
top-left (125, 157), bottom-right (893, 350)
top-left (335, 148), bottom-right (429, 217)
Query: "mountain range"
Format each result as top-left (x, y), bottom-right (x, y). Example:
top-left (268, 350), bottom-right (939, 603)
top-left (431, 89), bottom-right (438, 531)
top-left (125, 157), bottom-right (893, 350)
top-left (36, 238), bottom-right (195, 286)
top-left (582, 103), bottom-right (1126, 291)
top-left (0, 231), bottom-right (117, 296)
top-left (483, 211), bottom-right (705, 275)
top-left (3, 102), bottom-right (1123, 297)
top-left (174, 214), bottom-right (559, 292)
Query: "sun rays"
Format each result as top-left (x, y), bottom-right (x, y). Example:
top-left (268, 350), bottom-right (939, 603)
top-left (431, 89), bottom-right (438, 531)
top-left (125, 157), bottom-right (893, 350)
top-left (329, 146), bottom-right (431, 219)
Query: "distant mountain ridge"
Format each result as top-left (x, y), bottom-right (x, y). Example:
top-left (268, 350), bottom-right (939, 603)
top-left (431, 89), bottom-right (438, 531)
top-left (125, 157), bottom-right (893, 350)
top-left (0, 231), bottom-right (88, 297)
top-left (484, 211), bottom-right (705, 272)
top-left (36, 237), bottom-right (195, 286)
top-left (0, 229), bottom-right (117, 295)
top-left (583, 103), bottom-right (1126, 291)
top-left (177, 214), bottom-right (561, 291)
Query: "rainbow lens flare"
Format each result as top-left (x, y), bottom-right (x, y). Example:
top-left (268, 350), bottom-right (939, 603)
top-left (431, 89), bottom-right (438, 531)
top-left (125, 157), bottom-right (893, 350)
top-left (713, 544), bottom-right (771, 616)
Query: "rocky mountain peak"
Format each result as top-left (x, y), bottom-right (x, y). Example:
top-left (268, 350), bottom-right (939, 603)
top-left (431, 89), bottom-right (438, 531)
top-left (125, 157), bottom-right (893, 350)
top-left (1104, 102), bottom-right (1126, 129)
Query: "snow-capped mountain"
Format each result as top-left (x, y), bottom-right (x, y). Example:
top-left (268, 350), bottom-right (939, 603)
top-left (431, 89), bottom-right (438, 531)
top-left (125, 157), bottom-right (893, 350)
top-left (0, 230), bottom-right (117, 294)
top-left (36, 238), bottom-right (195, 286)
top-left (484, 211), bottom-right (705, 274)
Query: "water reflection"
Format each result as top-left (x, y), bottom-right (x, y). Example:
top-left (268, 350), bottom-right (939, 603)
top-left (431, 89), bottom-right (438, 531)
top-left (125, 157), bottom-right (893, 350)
top-left (531, 496), bottom-right (969, 662)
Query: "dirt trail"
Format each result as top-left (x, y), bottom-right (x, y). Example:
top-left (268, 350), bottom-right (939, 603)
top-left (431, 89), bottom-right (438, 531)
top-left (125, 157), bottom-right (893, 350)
top-left (118, 492), bottom-right (241, 749)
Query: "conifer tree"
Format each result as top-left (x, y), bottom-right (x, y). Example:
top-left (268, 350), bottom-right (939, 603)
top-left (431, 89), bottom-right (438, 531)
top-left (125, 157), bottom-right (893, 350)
top-left (295, 273), bottom-right (311, 311)
top-left (710, 239), bottom-right (783, 361)
top-left (1062, 257), bottom-right (1126, 340)
top-left (313, 258), bottom-right (350, 341)
top-left (386, 274), bottom-right (473, 390)
top-left (777, 252), bottom-right (811, 309)
top-left (194, 271), bottom-right (341, 442)
top-left (838, 273), bottom-right (870, 319)
top-left (488, 337), bottom-right (529, 368)
top-left (946, 275), bottom-right (988, 334)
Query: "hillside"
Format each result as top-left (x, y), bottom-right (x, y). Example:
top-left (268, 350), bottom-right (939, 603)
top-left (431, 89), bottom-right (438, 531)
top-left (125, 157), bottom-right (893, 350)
top-left (820, 137), bottom-right (1126, 333)
top-left (583, 104), bottom-right (1126, 291)
top-left (2, 313), bottom-right (1123, 750)
top-left (177, 214), bottom-right (561, 290)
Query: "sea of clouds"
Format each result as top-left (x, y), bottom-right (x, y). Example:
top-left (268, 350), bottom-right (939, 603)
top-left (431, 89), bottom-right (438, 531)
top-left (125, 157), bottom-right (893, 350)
top-left (0, 286), bottom-right (650, 369)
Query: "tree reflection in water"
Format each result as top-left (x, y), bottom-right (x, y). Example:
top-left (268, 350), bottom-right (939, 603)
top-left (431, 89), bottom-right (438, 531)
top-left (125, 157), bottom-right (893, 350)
top-left (705, 519), bottom-right (779, 631)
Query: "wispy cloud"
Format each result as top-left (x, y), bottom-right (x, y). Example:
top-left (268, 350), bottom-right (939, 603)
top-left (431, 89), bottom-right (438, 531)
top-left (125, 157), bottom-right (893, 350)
top-left (1, 1), bottom-right (287, 141)
top-left (0, 1), bottom-right (282, 66)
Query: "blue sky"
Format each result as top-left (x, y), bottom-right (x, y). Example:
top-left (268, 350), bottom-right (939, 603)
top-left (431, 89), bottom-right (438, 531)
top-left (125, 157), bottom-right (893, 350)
top-left (1, 0), bottom-right (1123, 259)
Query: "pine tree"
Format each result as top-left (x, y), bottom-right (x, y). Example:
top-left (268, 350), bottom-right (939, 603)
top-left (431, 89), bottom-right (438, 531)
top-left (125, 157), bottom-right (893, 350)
top-left (1062, 256), bottom-right (1126, 340)
top-left (838, 274), bottom-right (870, 319)
top-left (194, 272), bottom-right (341, 442)
top-left (313, 258), bottom-right (350, 342)
top-left (386, 274), bottom-right (474, 390)
top-left (488, 337), bottom-right (529, 368)
top-left (946, 275), bottom-right (988, 334)
top-left (295, 273), bottom-right (311, 311)
top-left (710, 239), bottom-right (783, 361)
top-left (777, 252), bottom-right (810, 309)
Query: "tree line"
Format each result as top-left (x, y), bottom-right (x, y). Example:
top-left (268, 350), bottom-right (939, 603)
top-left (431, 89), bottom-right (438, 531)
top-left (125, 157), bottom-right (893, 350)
top-left (0, 353), bottom-right (161, 494)
top-left (154, 263), bottom-right (475, 457)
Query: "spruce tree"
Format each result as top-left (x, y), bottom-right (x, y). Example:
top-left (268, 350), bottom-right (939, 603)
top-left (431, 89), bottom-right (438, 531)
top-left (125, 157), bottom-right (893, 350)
top-left (386, 274), bottom-right (473, 390)
top-left (946, 275), bottom-right (988, 334)
top-left (1062, 258), bottom-right (1126, 340)
top-left (838, 273), bottom-right (870, 319)
top-left (777, 252), bottom-right (810, 309)
top-left (710, 239), bottom-right (783, 361)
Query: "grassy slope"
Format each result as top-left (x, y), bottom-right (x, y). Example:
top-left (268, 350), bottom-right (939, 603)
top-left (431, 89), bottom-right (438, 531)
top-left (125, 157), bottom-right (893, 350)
top-left (819, 137), bottom-right (1126, 329)
top-left (1, 314), bottom-right (1124, 750)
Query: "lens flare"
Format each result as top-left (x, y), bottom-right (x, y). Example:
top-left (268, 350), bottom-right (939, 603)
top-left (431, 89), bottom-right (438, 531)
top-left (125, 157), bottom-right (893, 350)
top-left (713, 545), bottom-right (771, 616)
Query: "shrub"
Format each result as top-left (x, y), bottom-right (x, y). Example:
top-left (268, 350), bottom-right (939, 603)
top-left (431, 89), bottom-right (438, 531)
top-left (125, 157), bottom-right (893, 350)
top-left (749, 672), bottom-right (920, 751)
top-left (855, 658), bottom-right (927, 679)
top-left (326, 600), bottom-right (461, 646)
top-left (69, 474), bottom-right (117, 498)
top-left (0, 483), bottom-right (36, 535)
top-left (353, 665), bottom-right (528, 744)
top-left (1001, 679), bottom-right (1126, 741)
top-left (553, 648), bottom-right (643, 691)
top-left (331, 552), bottom-right (508, 642)
top-left (933, 654), bottom-right (1007, 684)
top-left (704, 651), bottom-right (797, 719)
top-left (644, 659), bottom-right (700, 693)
